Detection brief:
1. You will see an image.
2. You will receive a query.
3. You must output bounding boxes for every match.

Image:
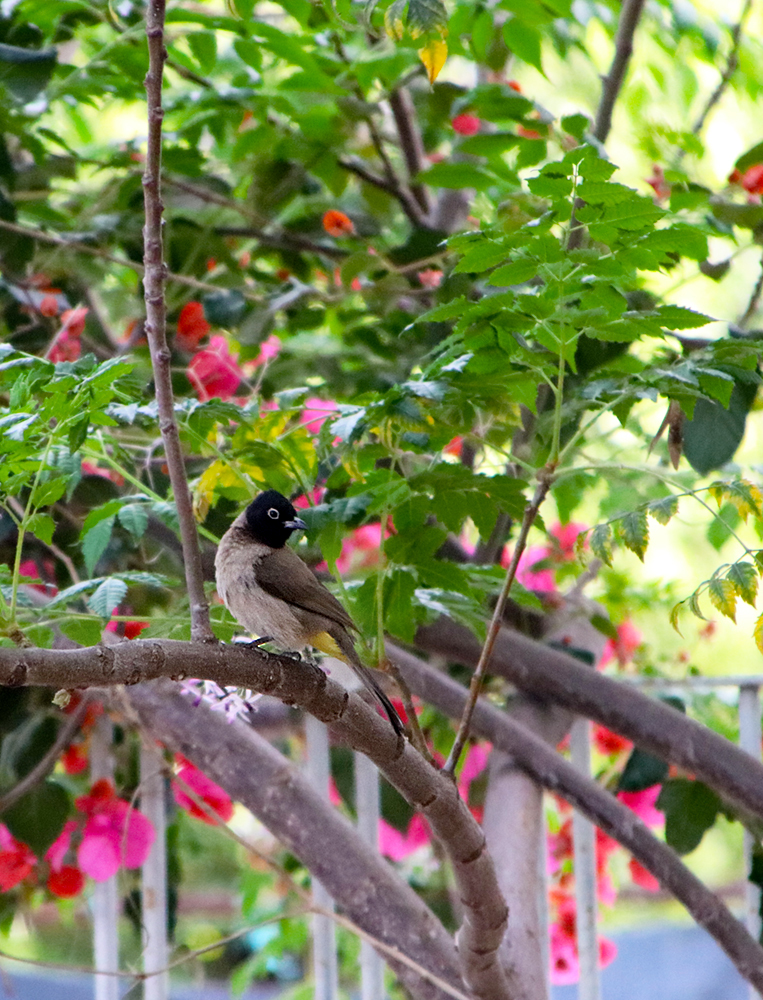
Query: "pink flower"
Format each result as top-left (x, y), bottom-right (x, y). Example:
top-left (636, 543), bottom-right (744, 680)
top-left (253, 334), bottom-right (281, 367)
top-left (617, 785), bottom-right (663, 828)
top-left (301, 397), bottom-right (338, 435)
top-left (510, 545), bottom-right (556, 592)
top-left (600, 620), bottom-right (643, 667)
top-left (599, 935), bottom-right (617, 968)
top-left (335, 523), bottom-right (386, 573)
top-left (379, 813), bottom-right (430, 861)
top-left (173, 758), bottom-right (234, 825)
top-left (452, 113), bottom-right (481, 136)
top-left (187, 335), bottom-right (246, 402)
top-left (19, 558), bottom-right (57, 595)
top-left (549, 924), bottom-right (580, 985)
top-left (46, 820), bottom-right (78, 872)
top-left (0, 824), bottom-right (36, 891)
top-left (75, 779), bottom-right (155, 881)
top-left (418, 268), bottom-right (443, 288)
top-left (48, 306), bottom-right (88, 362)
top-left (629, 857), bottom-right (660, 892)
top-left (550, 522), bottom-right (587, 560)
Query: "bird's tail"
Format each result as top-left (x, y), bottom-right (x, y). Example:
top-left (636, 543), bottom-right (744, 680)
top-left (311, 629), bottom-right (405, 736)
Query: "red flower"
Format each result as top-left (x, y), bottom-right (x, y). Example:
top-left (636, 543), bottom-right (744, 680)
top-left (593, 724), bottom-right (632, 756)
top-left (508, 80), bottom-right (522, 92)
top-left (322, 210), bottom-right (355, 237)
top-left (124, 621), bottom-right (149, 640)
top-left (600, 620), bottom-right (642, 667)
top-left (187, 335), bottom-right (246, 402)
top-left (173, 759), bottom-right (234, 825)
top-left (646, 164), bottom-right (671, 200)
top-left (47, 865), bottom-right (85, 898)
top-left (742, 164), bottom-right (763, 194)
top-left (48, 307), bottom-right (88, 363)
top-left (61, 742), bottom-right (89, 775)
top-left (177, 301), bottom-right (210, 351)
top-left (39, 294), bottom-right (59, 317)
top-left (0, 825), bottom-right (36, 891)
top-left (517, 124), bottom-right (542, 140)
top-left (452, 113), bottom-right (481, 136)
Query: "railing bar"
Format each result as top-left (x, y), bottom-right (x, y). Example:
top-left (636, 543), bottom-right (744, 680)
top-left (538, 800), bottom-right (551, 998)
top-left (619, 675), bottom-right (763, 688)
top-left (140, 743), bottom-right (169, 1000)
top-left (570, 717), bottom-right (601, 1000)
top-left (91, 716), bottom-right (120, 1000)
top-left (305, 715), bottom-right (339, 1000)
top-left (355, 750), bottom-right (386, 1000)
top-left (738, 685), bottom-right (762, 1000)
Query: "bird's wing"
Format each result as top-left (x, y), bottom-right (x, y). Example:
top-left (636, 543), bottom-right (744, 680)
top-left (254, 547), bottom-right (358, 632)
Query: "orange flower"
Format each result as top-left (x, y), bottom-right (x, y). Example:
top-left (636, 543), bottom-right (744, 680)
top-left (177, 301), bottom-right (210, 352)
top-left (322, 209), bottom-right (355, 237)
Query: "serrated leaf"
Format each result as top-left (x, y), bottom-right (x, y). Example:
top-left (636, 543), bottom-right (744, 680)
top-left (31, 476), bottom-right (68, 508)
top-left (407, 0), bottom-right (448, 37)
top-left (454, 242), bottom-right (512, 274)
top-left (708, 577), bottom-right (737, 622)
top-left (709, 479), bottom-right (763, 522)
top-left (620, 511), bottom-right (648, 561)
top-left (727, 562), bottom-right (758, 607)
top-left (669, 602), bottom-right (683, 634)
top-left (656, 305), bottom-right (713, 330)
top-left (754, 613), bottom-right (763, 654)
top-left (502, 18), bottom-right (542, 72)
top-left (647, 496), bottom-right (678, 525)
top-left (60, 617), bottom-right (104, 646)
top-left (488, 259), bottom-right (538, 286)
top-left (81, 517), bottom-right (115, 576)
top-left (88, 577), bottom-right (128, 618)
top-left (590, 524), bottom-right (612, 566)
top-left (118, 503), bottom-right (148, 542)
top-left (384, 0), bottom-right (407, 39)
top-left (688, 590), bottom-right (707, 621)
top-left (26, 513), bottom-right (55, 545)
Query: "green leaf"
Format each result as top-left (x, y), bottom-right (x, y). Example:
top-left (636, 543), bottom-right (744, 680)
top-left (488, 259), bottom-right (538, 286)
top-left (118, 503), bottom-right (149, 542)
top-left (60, 618), bottom-right (104, 646)
top-left (3, 780), bottom-right (69, 856)
top-left (0, 42), bottom-right (57, 102)
top-left (590, 524), bottom-right (613, 566)
top-left (620, 510), bottom-right (648, 561)
top-left (656, 305), bottom-right (713, 330)
top-left (683, 381), bottom-right (757, 475)
top-left (88, 577), bottom-right (128, 618)
top-left (384, 567), bottom-right (418, 642)
top-left (657, 779), bottom-right (720, 855)
top-left (708, 577), bottom-right (737, 621)
top-left (82, 516), bottom-right (115, 576)
top-left (617, 748), bottom-right (668, 792)
top-left (26, 512), bottom-right (55, 545)
top-left (502, 18), bottom-right (542, 72)
top-left (203, 289), bottom-right (246, 328)
top-left (31, 476), bottom-right (67, 508)
top-left (407, 0), bottom-right (448, 36)
top-left (727, 562), bottom-right (758, 607)
top-left (419, 162), bottom-right (497, 191)
top-left (187, 31), bottom-right (217, 74)
top-left (646, 496), bottom-right (678, 526)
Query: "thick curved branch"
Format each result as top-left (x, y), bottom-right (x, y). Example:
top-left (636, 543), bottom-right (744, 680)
top-left (127, 680), bottom-right (465, 1000)
top-left (142, 1), bottom-right (213, 642)
top-left (0, 639), bottom-right (509, 1000)
top-left (388, 644), bottom-right (763, 995)
top-left (414, 617), bottom-right (763, 822)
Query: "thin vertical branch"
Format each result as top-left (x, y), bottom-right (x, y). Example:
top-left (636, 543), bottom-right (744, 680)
top-left (691, 0), bottom-right (753, 139)
top-left (389, 87), bottom-right (431, 217)
top-left (443, 471), bottom-right (553, 776)
top-left (739, 252), bottom-right (763, 329)
top-left (593, 0), bottom-right (646, 144)
top-left (142, 0), bottom-right (214, 642)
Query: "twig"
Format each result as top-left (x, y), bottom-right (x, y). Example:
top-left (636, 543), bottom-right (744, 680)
top-left (568, 0), bottom-right (646, 249)
top-left (389, 87), bottom-right (431, 216)
top-left (338, 158), bottom-right (428, 228)
top-left (142, 0), bottom-right (214, 643)
top-left (691, 0), bottom-right (753, 139)
top-left (0, 218), bottom-right (255, 299)
top-left (7, 495), bottom-right (80, 584)
top-left (593, 0), bottom-right (646, 143)
top-left (213, 225), bottom-right (346, 260)
top-left (0, 698), bottom-right (90, 814)
top-left (443, 471), bottom-right (553, 776)
top-left (739, 249), bottom-right (763, 328)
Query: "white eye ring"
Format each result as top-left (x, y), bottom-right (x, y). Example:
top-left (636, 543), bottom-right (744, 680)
top-left (267, 508), bottom-right (280, 519)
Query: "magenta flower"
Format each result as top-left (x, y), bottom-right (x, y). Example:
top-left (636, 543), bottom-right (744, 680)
top-left (172, 757), bottom-right (234, 825)
top-left (600, 620), bottom-right (643, 667)
top-left (188, 335), bottom-right (247, 402)
top-left (379, 814), bottom-right (430, 861)
top-left (617, 785), bottom-right (663, 829)
top-left (301, 397), bottom-right (338, 435)
top-left (74, 779), bottom-right (155, 881)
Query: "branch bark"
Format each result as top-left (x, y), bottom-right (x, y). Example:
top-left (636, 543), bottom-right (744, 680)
top-left (593, 0), bottom-right (646, 144)
top-left (142, 0), bottom-right (213, 643)
top-left (0, 640), bottom-right (510, 1000)
top-left (389, 87), bottom-right (431, 217)
top-left (414, 617), bottom-right (763, 822)
top-left (127, 680), bottom-right (466, 1000)
top-left (388, 644), bottom-right (763, 995)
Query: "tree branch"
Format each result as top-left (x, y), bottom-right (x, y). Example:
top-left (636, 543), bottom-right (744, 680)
top-left (444, 472), bottom-right (552, 775)
top-left (338, 158), bottom-right (429, 229)
top-left (142, 0), bottom-right (213, 643)
top-left (127, 681), bottom-right (466, 1000)
top-left (0, 639), bottom-right (509, 1000)
top-left (0, 697), bottom-right (90, 814)
top-left (414, 618), bottom-right (763, 822)
top-left (691, 0), bottom-right (753, 139)
top-left (388, 644), bottom-right (763, 995)
top-left (388, 87), bottom-right (431, 217)
top-left (593, 0), bottom-right (646, 144)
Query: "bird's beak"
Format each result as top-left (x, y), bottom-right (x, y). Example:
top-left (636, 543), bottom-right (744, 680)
top-left (284, 518), bottom-right (308, 531)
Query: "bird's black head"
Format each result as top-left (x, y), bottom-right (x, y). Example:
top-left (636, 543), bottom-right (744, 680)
top-left (244, 490), bottom-right (307, 549)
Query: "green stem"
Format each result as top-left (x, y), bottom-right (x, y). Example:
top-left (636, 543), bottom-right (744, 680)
top-left (10, 436), bottom-right (55, 621)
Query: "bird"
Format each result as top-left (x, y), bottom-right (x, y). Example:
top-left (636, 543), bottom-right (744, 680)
top-left (215, 489), bottom-right (405, 736)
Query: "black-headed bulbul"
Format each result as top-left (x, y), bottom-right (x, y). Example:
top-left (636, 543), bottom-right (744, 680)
top-left (215, 489), bottom-right (404, 735)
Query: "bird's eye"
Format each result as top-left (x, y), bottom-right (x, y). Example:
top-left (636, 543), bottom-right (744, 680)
top-left (267, 508), bottom-right (280, 520)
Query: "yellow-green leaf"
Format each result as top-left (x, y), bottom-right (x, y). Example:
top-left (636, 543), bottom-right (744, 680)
top-left (727, 561), bottom-right (758, 607)
top-left (647, 495), bottom-right (678, 526)
top-left (688, 590), bottom-right (707, 621)
top-left (669, 602), bottom-right (684, 635)
top-left (754, 613), bottom-right (763, 655)
top-left (621, 510), bottom-right (648, 561)
top-left (384, 0), bottom-right (407, 39)
top-left (708, 577), bottom-right (737, 622)
top-left (418, 38), bottom-right (447, 83)
top-left (590, 523), bottom-right (612, 566)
